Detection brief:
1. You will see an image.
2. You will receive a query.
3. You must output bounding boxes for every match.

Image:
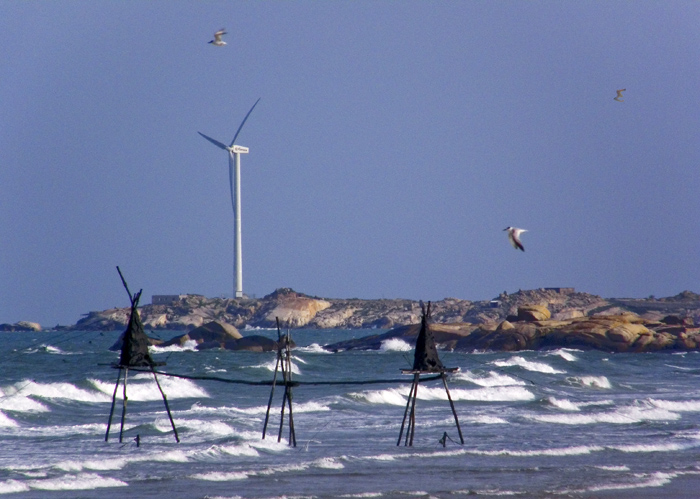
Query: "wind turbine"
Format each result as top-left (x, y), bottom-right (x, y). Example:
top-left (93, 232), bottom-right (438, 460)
top-left (198, 98), bottom-right (261, 299)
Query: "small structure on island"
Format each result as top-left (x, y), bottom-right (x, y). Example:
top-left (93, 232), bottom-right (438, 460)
top-left (262, 318), bottom-right (297, 446)
top-left (397, 301), bottom-right (464, 446)
top-left (105, 267), bottom-right (180, 444)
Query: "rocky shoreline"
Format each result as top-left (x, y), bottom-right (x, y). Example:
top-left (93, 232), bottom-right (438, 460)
top-left (324, 305), bottom-right (700, 354)
top-left (4, 287), bottom-right (699, 333)
top-left (3, 287), bottom-right (700, 353)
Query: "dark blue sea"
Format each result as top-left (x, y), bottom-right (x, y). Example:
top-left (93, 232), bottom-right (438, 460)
top-left (1, 328), bottom-right (700, 498)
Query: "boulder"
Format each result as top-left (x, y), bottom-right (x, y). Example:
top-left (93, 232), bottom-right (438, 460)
top-left (517, 305), bottom-right (551, 322)
top-left (255, 288), bottom-right (332, 328)
top-left (160, 321), bottom-right (242, 347)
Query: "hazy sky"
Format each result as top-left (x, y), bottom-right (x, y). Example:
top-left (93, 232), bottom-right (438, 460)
top-left (2, 1), bottom-right (699, 326)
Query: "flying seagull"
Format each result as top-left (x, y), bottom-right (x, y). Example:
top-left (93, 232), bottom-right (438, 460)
top-left (614, 89), bottom-right (626, 102)
top-left (504, 227), bottom-right (527, 252)
top-left (209, 29), bottom-right (227, 46)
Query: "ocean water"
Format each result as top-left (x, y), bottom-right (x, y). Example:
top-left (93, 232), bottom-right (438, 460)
top-left (1, 329), bottom-right (700, 498)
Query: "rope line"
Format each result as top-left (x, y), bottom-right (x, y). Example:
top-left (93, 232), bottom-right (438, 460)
top-left (128, 367), bottom-right (444, 386)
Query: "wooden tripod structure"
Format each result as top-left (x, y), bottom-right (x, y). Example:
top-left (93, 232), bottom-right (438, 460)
top-left (397, 302), bottom-right (464, 446)
top-left (261, 317), bottom-right (297, 446)
top-left (105, 266), bottom-right (180, 444)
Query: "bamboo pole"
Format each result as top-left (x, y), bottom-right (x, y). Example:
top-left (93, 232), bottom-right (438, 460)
top-left (285, 329), bottom-right (296, 447)
top-left (105, 368), bottom-right (122, 441)
top-left (277, 342), bottom-right (289, 443)
top-left (407, 374), bottom-right (419, 446)
top-left (118, 368), bottom-right (129, 443)
top-left (442, 373), bottom-right (464, 444)
top-left (151, 367), bottom-right (180, 443)
top-left (397, 375), bottom-right (418, 445)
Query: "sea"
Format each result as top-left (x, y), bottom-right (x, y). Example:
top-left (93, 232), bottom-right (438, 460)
top-left (1, 328), bottom-right (700, 498)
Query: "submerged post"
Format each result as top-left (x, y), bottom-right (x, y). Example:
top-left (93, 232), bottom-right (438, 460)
top-left (118, 367), bottom-right (129, 443)
top-left (105, 368), bottom-right (122, 442)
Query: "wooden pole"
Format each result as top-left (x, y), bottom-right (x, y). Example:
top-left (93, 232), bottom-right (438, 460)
top-left (285, 329), bottom-right (296, 447)
top-left (442, 373), bottom-right (464, 444)
top-left (119, 367), bottom-right (129, 443)
top-left (105, 368), bottom-right (122, 442)
top-left (277, 343), bottom-right (289, 443)
top-left (262, 319), bottom-right (283, 439)
top-left (397, 375), bottom-right (418, 446)
top-left (151, 367), bottom-right (180, 443)
top-left (407, 373), bottom-right (419, 446)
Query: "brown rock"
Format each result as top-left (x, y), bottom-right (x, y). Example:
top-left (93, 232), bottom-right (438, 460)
top-left (161, 320), bottom-right (242, 347)
top-left (517, 305), bottom-right (551, 322)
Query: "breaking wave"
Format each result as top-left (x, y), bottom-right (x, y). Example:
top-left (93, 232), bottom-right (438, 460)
top-left (492, 356), bottom-right (565, 374)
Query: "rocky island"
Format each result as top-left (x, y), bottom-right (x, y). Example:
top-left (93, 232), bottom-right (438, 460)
top-left (4, 287), bottom-right (700, 353)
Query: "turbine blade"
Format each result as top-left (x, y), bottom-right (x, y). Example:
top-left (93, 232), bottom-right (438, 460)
top-left (229, 97), bottom-right (261, 147)
top-left (198, 132), bottom-right (229, 150)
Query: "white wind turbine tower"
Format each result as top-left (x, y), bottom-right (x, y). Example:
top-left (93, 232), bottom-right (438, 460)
top-left (198, 98), bottom-right (261, 299)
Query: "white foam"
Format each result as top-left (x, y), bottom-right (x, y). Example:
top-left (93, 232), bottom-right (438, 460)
top-left (0, 394), bottom-right (49, 413)
top-left (546, 397), bottom-right (613, 412)
top-left (27, 473), bottom-right (127, 491)
top-left (198, 444), bottom-right (260, 458)
top-left (612, 442), bottom-right (696, 453)
top-left (492, 356), bottom-right (565, 374)
top-left (585, 471), bottom-right (677, 492)
top-left (313, 457), bottom-right (344, 469)
top-left (546, 397), bottom-right (581, 411)
top-left (253, 359), bottom-right (301, 375)
top-left (4, 381), bottom-right (109, 404)
top-left (150, 340), bottom-right (198, 353)
top-left (443, 386), bottom-right (535, 402)
top-left (90, 376), bottom-right (209, 401)
top-left (648, 398), bottom-right (700, 412)
top-left (0, 412), bottom-right (18, 427)
top-left (528, 405), bottom-right (680, 425)
top-left (569, 376), bottom-right (612, 389)
top-left (165, 418), bottom-right (235, 438)
top-left (296, 343), bottom-right (331, 354)
top-left (596, 465), bottom-right (631, 471)
top-left (380, 338), bottom-right (412, 352)
top-left (471, 445), bottom-right (603, 457)
top-left (546, 349), bottom-right (580, 362)
top-left (55, 457), bottom-right (129, 472)
top-left (467, 415), bottom-right (509, 424)
top-left (455, 370), bottom-right (526, 387)
top-left (218, 400), bottom-right (330, 416)
top-left (0, 480), bottom-right (30, 494)
top-left (351, 385), bottom-right (534, 405)
top-left (349, 388), bottom-right (408, 406)
top-left (338, 493), bottom-right (384, 498)
top-left (191, 471), bottom-right (248, 481)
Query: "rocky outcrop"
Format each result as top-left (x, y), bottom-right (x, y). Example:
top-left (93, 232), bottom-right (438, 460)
top-left (0, 321), bottom-right (42, 332)
top-left (324, 307), bottom-right (700, 354)
top-left (251, 288), bottom-right (331, 328)
top-left (60, 287), bottom-right (700, 332)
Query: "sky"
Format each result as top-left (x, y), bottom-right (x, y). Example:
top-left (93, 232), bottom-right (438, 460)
top-left (1, 1), bottom-right (699, 327)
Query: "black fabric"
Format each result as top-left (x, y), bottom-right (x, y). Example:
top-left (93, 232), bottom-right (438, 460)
top-left (118, 291), bottom-right (156, 367)
top-left (412, 302), bottom-right (444, 372)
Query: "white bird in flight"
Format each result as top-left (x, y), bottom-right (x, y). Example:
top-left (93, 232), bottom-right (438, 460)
top-left (504, 227), bottom-right (527, 252)
top-left (614, 89), bottom-right (625, 102)
top-left (209, 29), bottom-right (227, 46)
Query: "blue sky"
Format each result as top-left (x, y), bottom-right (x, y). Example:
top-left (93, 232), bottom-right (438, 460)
top-left (2, 1), bottom-right (699, 326)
